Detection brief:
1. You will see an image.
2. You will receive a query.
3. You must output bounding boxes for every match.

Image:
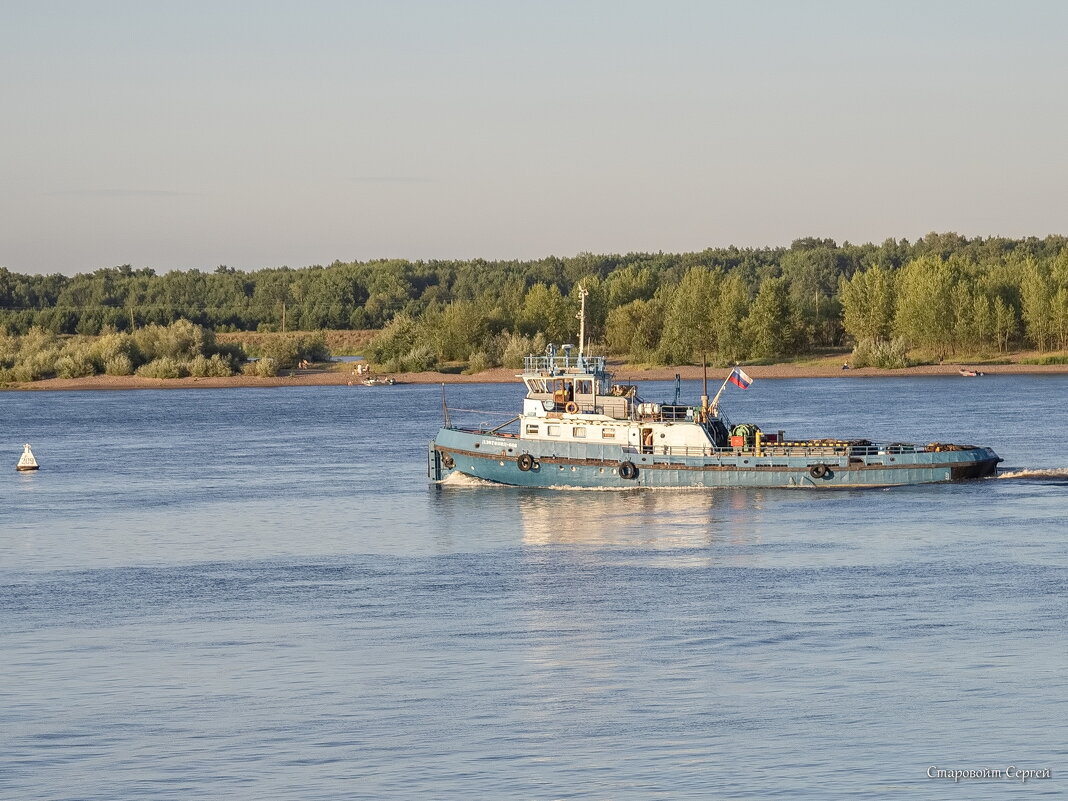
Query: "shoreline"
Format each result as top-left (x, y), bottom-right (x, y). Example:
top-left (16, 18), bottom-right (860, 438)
top-left (4, 360), bottom-right (1068, 391)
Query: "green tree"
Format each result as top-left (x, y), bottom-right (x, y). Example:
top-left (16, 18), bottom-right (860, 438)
top-left (840, 265), bottom-right (895, 343)
top-left (992, 296), bottom-right (1018, 352)
top-left (656, 267), bottom-right (721, 364)
top-left (518, 283), bottom-right (574, 343)
top-left (893, 257), bottom-right (956, 358)
top-left (714, 273), bottom-right (751, 363)
top-left (1018, 259), bottom-right (1054, 350)
top-left (744, 277), bottom-right (797, 359)
top-left (604, 298), bottom-right (663, 360)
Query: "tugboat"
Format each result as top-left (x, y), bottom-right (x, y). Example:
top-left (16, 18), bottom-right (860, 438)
top-left (16, 444), bottom-right (39, 472)
top-left (427, 293), bottom-right (1001, 489)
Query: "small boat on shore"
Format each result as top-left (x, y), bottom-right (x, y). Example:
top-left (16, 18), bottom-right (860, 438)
top-left (427, 292), bottom-right (1001, 489)
top-left (16, 444), bottom-right (39, 472)
top-left (363, 376), bottom-right (396, 386)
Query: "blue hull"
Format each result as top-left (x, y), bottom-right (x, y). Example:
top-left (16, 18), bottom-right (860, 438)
top-left (428, 428), bottom-right (1000, 489)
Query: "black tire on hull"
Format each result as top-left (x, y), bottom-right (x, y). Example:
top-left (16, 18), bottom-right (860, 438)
top-left (618, 461), bottom-right (638, 480)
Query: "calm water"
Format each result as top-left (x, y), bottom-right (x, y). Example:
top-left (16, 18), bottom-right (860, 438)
top-left (2, 376), bottom-right (1066, 800)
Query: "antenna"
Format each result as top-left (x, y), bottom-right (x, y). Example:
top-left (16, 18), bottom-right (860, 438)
top-left (701, 354), bottom-right (709, 413)
top-left (576, 284), bottom-right (589, 360)
top-left (440, 383), bottom-right (451, 427)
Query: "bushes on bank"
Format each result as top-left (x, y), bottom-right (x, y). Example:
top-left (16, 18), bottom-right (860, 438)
top-left (850, 338), bottom-right (911, 369)
top-left (136, 357), bottom-right (187, 379)
top-left (0, 320), bottom-right (245, 382)
top-left (232, 332), bottom-right (329, 368)
top-left (104, 354), bottom-right (135, 376)
top-left (241, 357), bottom-right (279, 377)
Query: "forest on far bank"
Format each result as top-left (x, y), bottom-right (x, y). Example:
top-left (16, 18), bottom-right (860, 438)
top-left (3, 232), bottom-right (1068, 377)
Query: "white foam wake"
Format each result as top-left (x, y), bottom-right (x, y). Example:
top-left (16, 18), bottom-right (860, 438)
top-left (437, 471), bottom-right (502, 487)
top-left (997, 467), bottom-right (1068, 480)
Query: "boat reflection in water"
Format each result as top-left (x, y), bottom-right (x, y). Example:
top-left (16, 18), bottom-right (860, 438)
top-left (516, 487), bottom-right (764, 552)
top-left (433, 471), bottom-right (776, 557)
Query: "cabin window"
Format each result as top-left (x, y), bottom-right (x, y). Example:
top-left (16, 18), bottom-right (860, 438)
top-left (528, 378), bottom-right (547, 393)
top-left (525, 424), bottom-right (539, 435)
top-left (601, 428), bottom-right (616, 439)
top-left (547, 425), bottom-right (560, 436)
top-left (573, 427), bottom-right (587, 438)
top-left (576, 379), bottom-right (593, 395)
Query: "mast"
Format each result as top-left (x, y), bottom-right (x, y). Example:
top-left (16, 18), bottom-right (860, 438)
top-left (701, 354), bottom-right (708, 413)
top-left (576, 285), bottom-right (589, 360)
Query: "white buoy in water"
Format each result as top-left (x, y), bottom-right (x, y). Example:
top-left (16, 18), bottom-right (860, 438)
top-left (16, 444), bottom-right (39, 471)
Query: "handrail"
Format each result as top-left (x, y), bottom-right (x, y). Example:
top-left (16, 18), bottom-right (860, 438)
top-left (523, 354), bottom-right (608, 374)
top-left (653, 443), bottom-right (928, 458)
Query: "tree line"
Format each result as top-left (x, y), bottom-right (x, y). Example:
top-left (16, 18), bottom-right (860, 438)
top-left (3, 232), bottom-right (1068, 372)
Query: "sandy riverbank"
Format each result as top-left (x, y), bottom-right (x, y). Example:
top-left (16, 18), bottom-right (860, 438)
top-left (4, 359), bottom-right (1067, 391)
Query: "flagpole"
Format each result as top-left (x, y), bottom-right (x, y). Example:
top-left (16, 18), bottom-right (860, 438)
top-left (708, 370), bottom-right (734, 416)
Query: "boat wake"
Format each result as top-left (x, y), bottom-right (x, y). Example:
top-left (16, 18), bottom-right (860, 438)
top-left (437, 472), bottom-right (503, 488)
top-left (997, 467), bottom-right (1068, 482)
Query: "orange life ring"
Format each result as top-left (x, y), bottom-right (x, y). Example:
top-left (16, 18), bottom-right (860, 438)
top-left (564, 401), bottom-right (579, 414)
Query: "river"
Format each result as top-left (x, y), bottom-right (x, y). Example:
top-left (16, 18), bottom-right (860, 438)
top-left (2, 375), bottom-right (1066, 799)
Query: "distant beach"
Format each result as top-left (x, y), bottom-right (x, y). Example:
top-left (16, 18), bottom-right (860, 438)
top-left (5, 359), bottom-right (1067, 391)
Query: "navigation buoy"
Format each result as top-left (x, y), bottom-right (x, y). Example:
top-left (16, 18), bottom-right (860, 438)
top-left (16, 444), bottom-right (39, 471)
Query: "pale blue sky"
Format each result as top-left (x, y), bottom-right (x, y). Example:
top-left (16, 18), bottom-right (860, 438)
top-left (2, 0), bottom-right (1067, 274)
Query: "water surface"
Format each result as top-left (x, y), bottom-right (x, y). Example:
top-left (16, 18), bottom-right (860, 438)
top-left (2, 376), bottom-right (1066, 799)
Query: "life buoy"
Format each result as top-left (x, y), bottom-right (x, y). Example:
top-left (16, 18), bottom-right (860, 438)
top-left (564, 401), bottom-right (579, 414)
top-left (618, 461), bottom-right (638, 480)
top-left (517, 453), bottom-right (535, 472)
top-left (809, 463), bottom-right (828, 479)
top-left (441, 453), bottom-right (455, 469)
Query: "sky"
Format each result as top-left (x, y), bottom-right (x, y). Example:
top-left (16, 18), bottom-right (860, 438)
top-left (2, 0), bottom-right (1067, 275)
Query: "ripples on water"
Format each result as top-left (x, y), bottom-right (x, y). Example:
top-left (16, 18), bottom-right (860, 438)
top-left (2, 377), bottom-right (1066, 800)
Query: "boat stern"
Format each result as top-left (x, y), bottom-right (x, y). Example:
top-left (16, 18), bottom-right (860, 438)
top-left (428, 440), bottom-right (446, 481)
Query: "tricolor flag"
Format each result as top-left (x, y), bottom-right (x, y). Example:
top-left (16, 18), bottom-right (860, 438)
top-left (728, 367), bottom-right (753, 389)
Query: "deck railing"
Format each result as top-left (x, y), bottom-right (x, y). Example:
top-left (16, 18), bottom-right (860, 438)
top-left (645, 443), bottom-right (926, 459)
top-left (524, 354), bottom-right (607, 375)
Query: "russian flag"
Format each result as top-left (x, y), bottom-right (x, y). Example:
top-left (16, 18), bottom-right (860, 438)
top-left (728, 367), bottom-right (753, 389)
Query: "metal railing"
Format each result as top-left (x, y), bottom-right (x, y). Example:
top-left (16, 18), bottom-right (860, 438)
top-left (648, 442), bottom-right (927, 459)
top-left (524, 354), bottom-right (607, 375)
